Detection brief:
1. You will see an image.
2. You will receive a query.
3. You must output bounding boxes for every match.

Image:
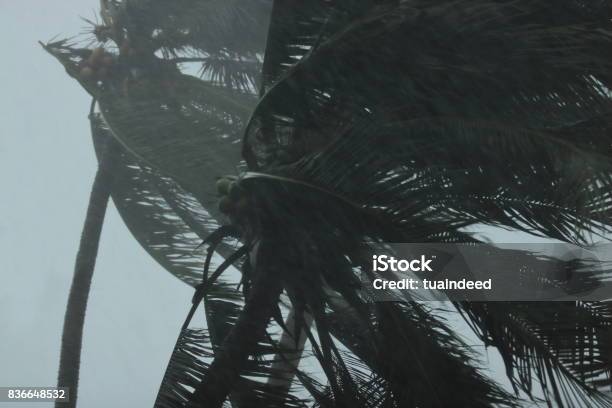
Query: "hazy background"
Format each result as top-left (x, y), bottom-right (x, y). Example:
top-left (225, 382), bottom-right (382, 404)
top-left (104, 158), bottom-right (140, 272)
top-left (0, 1), bottom-right (193, 406)
top-left (0, 1), bottom-right (556, 407)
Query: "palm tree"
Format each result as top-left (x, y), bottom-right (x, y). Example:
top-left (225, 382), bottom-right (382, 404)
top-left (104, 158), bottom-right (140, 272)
top-left (44, 2), bottom-right (269, 406)
top-left (45, 1), bottom-right (612, 407)
top-left (55, 120), bottom-right (118, 408)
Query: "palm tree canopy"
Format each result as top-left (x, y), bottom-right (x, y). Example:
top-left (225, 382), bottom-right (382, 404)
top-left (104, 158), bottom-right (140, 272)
top-left (45, 1), bottom-right (612, 407)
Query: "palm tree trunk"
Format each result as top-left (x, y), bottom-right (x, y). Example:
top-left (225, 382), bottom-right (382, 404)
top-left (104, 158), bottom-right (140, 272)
top-left (190, 243), bottom-right (284, 407)
top-left (266, 309), bottom-right (312, 393)
top-left (56, 142), bottom-right (116, 408)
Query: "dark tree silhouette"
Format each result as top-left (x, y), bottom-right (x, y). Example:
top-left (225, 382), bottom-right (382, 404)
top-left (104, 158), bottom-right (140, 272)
top-left (45, 1), bottom-right (612, 407)
top-left (55, 129), bottom-right (118, 408)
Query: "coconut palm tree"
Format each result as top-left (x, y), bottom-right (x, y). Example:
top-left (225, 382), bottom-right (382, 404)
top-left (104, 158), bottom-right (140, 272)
top-left (54, 122), bottom-right (118, 408)
top-left (45, 2), bottom-right (270, 406)
top-left (45, 1), bottom-right (612, 407)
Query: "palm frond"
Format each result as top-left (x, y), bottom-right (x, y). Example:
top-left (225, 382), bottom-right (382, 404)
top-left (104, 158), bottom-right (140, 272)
top-left (122, 0), bottom-right (271, 56)
top-left (101, 0), bottom-right (271, 92)
top-left (259, 0), bottom-right (398, 94)
top-left (92, 106), bottom-right (271, 408)
top-left (90, 111), bottom-right (208, 285)
top-left (248, 1), bottom-right (612, 157)
top-left (155, 328), bottom-right (213, 408)
top-left (43, 39), bottom-right (255, 218)
top-left (289, 288), bottom-right (519, 407)
top-left (230, 170), bottom-right (612, 406)
top-left (269, 116), bottom-right (612, 244)
top-left (155, 245), bottom-right (311, 408)
top-left (457, 301), bottom-right (612, 407)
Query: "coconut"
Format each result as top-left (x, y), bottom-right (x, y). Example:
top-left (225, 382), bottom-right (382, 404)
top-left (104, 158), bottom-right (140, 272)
top-left (89, 47), bottom-right (105, 66)
top-left (228, 182), bottom-right (242, 201)
top-left (97, 67), bottom-right (109, 79)
top-left (218, 196), bottom-right (234, 214)
top-left (80, 66), bottom-right (94, 80)
top-left (120, 46), bottom-right (137, 58)
top-left (119, 39), bottom-right (132, 57)
top-left (233, 197), bottom-right (249, 213)
top-left (216, 178), bottom-right (232, 196)
top-left (102, 55), bottom-right (114, 67)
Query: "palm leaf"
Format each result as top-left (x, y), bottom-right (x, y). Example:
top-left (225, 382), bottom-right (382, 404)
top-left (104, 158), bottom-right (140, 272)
top-left (90, 109), bottom-right (252, 389)
top-left (121, 0), bottom-right (272, 56)
top-left (269, 117), bottom-right (612, 244)
top-left (90, 110), bottom-right (221, 285)
top-left (95, 0), bottom-right (271, 92)
top-left (155, 328), bottom-right (213, 408)
top-left (42, 38), bottom-right (255, 221)
top-left (231, 171), bottom-right (612, 406)
top-left (457, 301), bottom-right (612, 406)
top-left (92, 110), bottom-right (285, 407)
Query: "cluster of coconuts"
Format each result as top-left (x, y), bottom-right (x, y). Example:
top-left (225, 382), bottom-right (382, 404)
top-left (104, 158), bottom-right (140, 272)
top-left (79, 47), bottom-right (116, 82)
top-left (216, 177), bottom-right (247, 215)
top-left (79, 39), bottom-right (137, 83)
top-left (118, 39), bottom-right (137, 58)
top-left (93, 25), bottom-right (112, 43)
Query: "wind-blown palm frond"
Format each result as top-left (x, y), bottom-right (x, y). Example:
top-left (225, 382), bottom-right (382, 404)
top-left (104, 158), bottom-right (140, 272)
top-left (267, 117), bottom-right (612, 244)
top-left (95, 0), bottom-right (272, 92)
top-left (90, 111), bottom-right (216, 285)
top-left (90, 110), bottom-right (263, 407)
top-left (306, 300), bottom-right (519, 408)
top-left (457, 301), bottom-right (612, 405)
top-left (93, 112), bottom-right (312, 406)
top-left (155, 242), bottom-right (312, 408)
top-left (155, 328), bottom-right (213, 408)
top-left (221, 2), bottom-right (612, 406)
top-left (243, 0), bottom-right (612, 239)
top-left (92, 107), bottom-right (305, 407)
top-left (95, 73), bottom-right (253, 208)
top-left (247, 1), bottom-right (612, 163)
top-left (234, 169), bottom-right (612, 406)
top-left (121, 0), bottom-right (271, 55)
top-left (259, 0), bottom-right (403, 93)
top-left (42, 35), bottom-right (256, 220)
top-left (180, 171), bottom-right (519, 407)
top-left (156, 324), bottom-right (310, 408)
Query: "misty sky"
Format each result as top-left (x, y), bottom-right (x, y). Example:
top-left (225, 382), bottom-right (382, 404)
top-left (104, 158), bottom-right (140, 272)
top-left (0, 1), bottom-right (193, 406)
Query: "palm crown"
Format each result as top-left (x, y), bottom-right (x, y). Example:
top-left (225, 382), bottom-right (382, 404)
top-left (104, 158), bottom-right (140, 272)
top-left (44, 1), bottom-right (612, 407)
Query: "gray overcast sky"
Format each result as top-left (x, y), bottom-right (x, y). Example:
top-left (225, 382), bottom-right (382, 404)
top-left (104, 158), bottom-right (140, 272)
top-left (0, 1), bottom-right (193, 406)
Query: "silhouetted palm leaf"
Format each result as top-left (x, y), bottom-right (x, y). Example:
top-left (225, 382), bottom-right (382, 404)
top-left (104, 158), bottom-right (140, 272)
top-left (90, 111), bottom-right (217, 285)
top-left (228, 1), bottom-right (612, 407)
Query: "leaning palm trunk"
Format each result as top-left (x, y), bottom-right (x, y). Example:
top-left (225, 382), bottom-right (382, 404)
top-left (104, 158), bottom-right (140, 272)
top-left (190, 250), bottom-right (284, 406)
top-left (266, 309), bottom-right (312, 393)
top-left (56, 138), bottom-right (117, 408)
